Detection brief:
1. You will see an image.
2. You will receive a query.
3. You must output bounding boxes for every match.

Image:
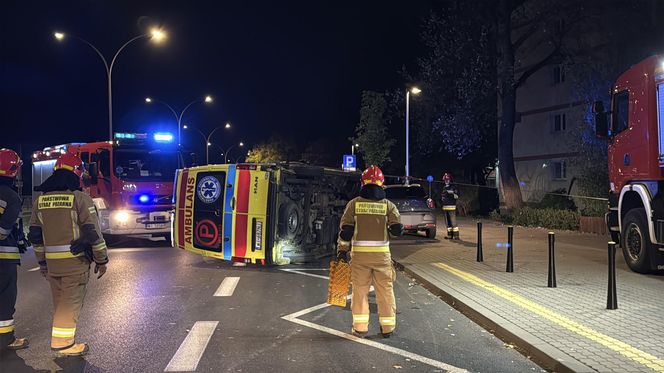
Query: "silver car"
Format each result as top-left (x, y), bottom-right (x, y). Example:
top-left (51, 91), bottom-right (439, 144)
top-left (384, 184), bottom-right (437, 239)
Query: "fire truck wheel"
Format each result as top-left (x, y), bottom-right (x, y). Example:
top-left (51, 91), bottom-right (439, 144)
top-left (621, 208), bottom-right (653, 274)
top-left (278, 201), bottom-right (303, 242)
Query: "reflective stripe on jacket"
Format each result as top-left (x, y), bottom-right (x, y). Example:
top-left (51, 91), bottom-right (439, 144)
top-left (339, 197), bottom-right (400, 253)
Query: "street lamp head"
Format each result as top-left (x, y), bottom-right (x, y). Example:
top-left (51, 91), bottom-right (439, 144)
top-left (54, 32), bottom-right (65, 41)
top-left (225, 122), bottom-right (231, 129)
top-left (410, 87), bottom-right (422, 95)
top-left (207, 142), bottom-right (211, 146)
top-left (145, 97), bottom-right (152, 103)
top-left (204, 95), bottom-right (213, 103)
top-left (239, 142), bottom-right (244, 147)
top-left (150, 28), bottom-right (167, 43)
top-left (355, 143), bottom-right (360, 147)
top-left (183, 124), bottom-right (188, 129)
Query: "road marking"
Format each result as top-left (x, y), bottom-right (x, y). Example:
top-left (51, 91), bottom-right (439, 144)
top-left (110, 247), bottom-right (166, 253)
top-left (28, 267), bottom-right (40, 272)
top-left (214, 277), bottom-right (240, 297)
top-left (282, 269), bottom-right (464, 372)
top-left (282, 304), bottom-right (467, 372)
top-left (280, 268), bottom-right (329, 280)
top-left (433, 262), bottom-right (664, 373)
top-left (164, 321), bottom-right (218, 372)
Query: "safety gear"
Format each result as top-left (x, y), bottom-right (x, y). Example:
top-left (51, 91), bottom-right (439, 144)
top-left (352, 328), bottom-right (368, 338)
top-left (6, 337), bottom-right (28, 350)
top-left (29, 174), bottom-right (108, 351)
top-left (388, 223), bottom-right (404, 237)
top-left (0, 149), bottom-right (22, 179)
top-left (39, 265), bottom-right (48, 278)
top-left (339, 183), bottom-right (400, 335)
top-left (339, 225), bottom-right (354, 242)
top-left (441, 180), bottom-right (459, 238)
top-left (381, 328), bottom-right (393, 338)
top-left (94, 263), bottom-right (107, 279)
top-left (54, 153), bottom-right (84, 178)
top-left (56, 342), bottom-right (89, 356)
top-left (361, 165), bottom-right (385, 186)
top-left (442, 172), bottom-right (452, 184)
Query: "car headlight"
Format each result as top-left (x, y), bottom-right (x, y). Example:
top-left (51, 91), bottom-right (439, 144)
top-left (114, 210), bottom-right (130, 224)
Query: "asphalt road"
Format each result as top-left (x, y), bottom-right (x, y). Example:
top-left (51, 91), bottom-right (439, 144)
top-left (1, 236), bottom-right (544, 373)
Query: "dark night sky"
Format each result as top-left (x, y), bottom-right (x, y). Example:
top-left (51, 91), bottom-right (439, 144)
top-left (1, 0), bottom-right (432, 162)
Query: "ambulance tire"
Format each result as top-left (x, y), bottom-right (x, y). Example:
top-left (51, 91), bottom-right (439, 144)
top-left (278, 202), bottom-right (303, 242)
top-left (621, 208), bottom-right (653, 274)
top-left (103, 234), bottom-right (123, 247)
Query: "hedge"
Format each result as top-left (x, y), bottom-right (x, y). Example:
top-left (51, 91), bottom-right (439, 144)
top-left (490, 207), bottom-right (580, 231)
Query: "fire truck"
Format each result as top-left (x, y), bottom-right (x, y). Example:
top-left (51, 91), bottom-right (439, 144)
top-left (172, 163), bottom-right (360, 265)
top-left (594, 55), bottom-right (664, 273)
top-left (32, 132), bottom-right (179, 243)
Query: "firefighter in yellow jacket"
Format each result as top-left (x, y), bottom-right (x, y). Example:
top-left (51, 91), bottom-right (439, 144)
top-left (337, 165), bottom-right (403, 338)
top-left (28, 153), bottom-right (108, 356)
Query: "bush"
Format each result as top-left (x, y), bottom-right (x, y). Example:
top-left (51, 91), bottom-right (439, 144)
top-left (579, 199), bottom-right (607, 217)
top-left (536, 188), bottom-right (577, 211)
top-left (489, 207), bottom-right (579, 230)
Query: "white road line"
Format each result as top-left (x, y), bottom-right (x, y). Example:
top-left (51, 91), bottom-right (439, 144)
top-left (214, 277), bottom-right (240, 297)
top-left (280, 269), bottom-right (330, 280)
top-left (164, 321), bottom-right (218, 372)
top-left (28, 267), bottom-right (40, 272)
top-left (282, 310), bottom-right (468, 372)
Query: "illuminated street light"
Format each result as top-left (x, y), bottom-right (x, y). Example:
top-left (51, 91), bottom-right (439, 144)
top-left (144, 95), bottom-right (213, 146)
top-left (54, 28), bottom-right (169, 141)
top-left (207, 142), bottom-right (212, 146)
top-left (352, 143), bottom-right (359, 156)
top-left (224, 142), bottom-right (245, 164)
top-left (185, 124), bottom-right (232, 164)
top-left (405, 86), bottom-right (422, 183)
top-left (225, 122), bottom-right (231, 129)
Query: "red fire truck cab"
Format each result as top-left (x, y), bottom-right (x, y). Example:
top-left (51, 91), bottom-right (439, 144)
top-left (32, 132), bottom-right (179, 243)
top-left (594, 55), bottom-right (664, 273)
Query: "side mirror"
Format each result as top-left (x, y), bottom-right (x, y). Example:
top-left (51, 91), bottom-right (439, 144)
top-left (592, 100), bottom-right (605, 114)
top-left (85, 162), bottom-right (99, 186)
top-left (592, 101), bottom-right (609, 139)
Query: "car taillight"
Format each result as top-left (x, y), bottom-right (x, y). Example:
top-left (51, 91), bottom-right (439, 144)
top-left (427, 198), bottom-right (434, 209)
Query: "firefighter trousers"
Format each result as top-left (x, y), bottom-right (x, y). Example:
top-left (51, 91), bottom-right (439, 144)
top-left (0, 263), bottom-right (18, 347)
top-left (443, 208), bottom-right (458, 236)
top-left (48, 271), bottom-right (89, 349)
top-left (350, 252), bottom-right (396, 333)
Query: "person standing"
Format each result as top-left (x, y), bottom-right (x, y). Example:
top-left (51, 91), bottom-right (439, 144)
top-left (0, 149), bottom-right (29, 351)
top-left (28, 153), bottom-right (108, 356)
top-left (441, 172), bottom-right (459, 240)
top-left (337, 165), bottom-right (403, 338)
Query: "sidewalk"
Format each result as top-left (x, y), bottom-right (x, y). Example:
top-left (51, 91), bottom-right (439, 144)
top-left (391, 217), bottom-right (664, 373)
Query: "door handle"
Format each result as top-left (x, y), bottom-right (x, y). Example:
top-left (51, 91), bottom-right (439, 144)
top-left (230, 196), bottom-right (236, 210)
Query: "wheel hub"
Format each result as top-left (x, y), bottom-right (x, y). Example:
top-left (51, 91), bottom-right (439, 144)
top-left (625, 223), bottom-right (643, 261)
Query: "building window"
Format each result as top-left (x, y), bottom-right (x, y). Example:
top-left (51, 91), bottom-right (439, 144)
top-left (552, 113), bottom-right (566, 132)
top-left (553, 65), bottom-right (565, 84)
top-left (552, 160), bottom-right (567, 180)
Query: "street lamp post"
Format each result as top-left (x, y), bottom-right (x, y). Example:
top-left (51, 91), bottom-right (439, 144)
top-left (405, 86), bottom-right (422, 184)
top-left (224, 142), bottom-right (244, 164)
top-left (145, 96), bottom-right (213, 146)
top-left (184, 123), bottom-right (231, 164)
top-left (351, 143), bottom-right (359, 156)
top-left (54, 29), bottom-right (167, 141)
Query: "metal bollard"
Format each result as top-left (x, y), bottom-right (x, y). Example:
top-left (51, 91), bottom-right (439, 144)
top-left (547, 232), bottom-right (556, 288)
top-left (607, 241), bottom-right (618, 310)
top-left (476, 221), bottom-right (484, 262)
top-left (506, 226), bottom-right (514, 272)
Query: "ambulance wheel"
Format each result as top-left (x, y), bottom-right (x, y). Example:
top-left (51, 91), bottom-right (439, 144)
top-left (621, 208), bottom-right (653, 274)
top-left (103, 234), bottom-right (122, 247)
top-left (426, 228), bottom-right (436, 239)
top-left (278, 202), bottom-right (303, 242)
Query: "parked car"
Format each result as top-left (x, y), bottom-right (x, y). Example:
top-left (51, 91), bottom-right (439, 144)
top-left (384, 184), bottom-right (437, 238)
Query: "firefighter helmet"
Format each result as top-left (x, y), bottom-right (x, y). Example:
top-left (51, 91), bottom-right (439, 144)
top-left (361, 165), bottom-right (385, 186)
top-left (54, 153), bottom-right (84, 178)
top-left (442, 172), bottom-right (452, 183)
top-left (0, 149), bottom-right (22, 178)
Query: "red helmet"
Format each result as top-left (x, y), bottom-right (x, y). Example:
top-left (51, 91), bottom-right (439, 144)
top-left (55, 153), bottom-right (84, 178)
top-left (0, 149), bottom-right (22, 178)
top-left (442, 172), bottom-right (452, 183)
top-left (361, 165), bottom-right (385, 186)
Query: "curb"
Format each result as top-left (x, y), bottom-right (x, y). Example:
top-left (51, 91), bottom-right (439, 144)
top-left (393, 260), bottom-right (595, 373)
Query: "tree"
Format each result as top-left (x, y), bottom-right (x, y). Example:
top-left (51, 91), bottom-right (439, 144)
top-left (352, 91), bottom-right (396, 168)
top-left (301, 139), bottom-right (340, 167)
top-left (245, 135), bottom-right (297, 163)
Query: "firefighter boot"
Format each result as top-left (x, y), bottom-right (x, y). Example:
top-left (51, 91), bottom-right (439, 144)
top-left (352, 328), bottom-right (368, 338)
top-left (381, 327), bottom-right (393, 338)
top-left (445, 228), bottom-right (453, 239)
top-left (453, 230), bottom-right (460, 240)
top-left (7, 338), bottom-right (29, 350)
top-left (56, 343), bottom-right (88, 357)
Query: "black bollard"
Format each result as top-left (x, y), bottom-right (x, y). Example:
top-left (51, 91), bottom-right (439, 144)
top-left (547, 232), bottom-right (556, 288)
top-left (506, 226), bottom-right (514, 272)
top-left (476, 221), bottom-right (484, 262)
top-left (607, 241), bottom-right (618, 310)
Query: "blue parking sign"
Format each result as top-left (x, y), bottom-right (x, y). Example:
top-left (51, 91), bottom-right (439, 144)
top-left (342, 155), bottom-right (356, 172)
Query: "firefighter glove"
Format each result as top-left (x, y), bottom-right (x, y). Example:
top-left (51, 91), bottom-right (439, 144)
top-left (336, 250), bottom-right (351, 263)
top-left (39, 262), bottom-right (48, 278)
top-left (94, 263), bottom-right (107, 279)
top-left (389, 223), bottom-right (404, 237)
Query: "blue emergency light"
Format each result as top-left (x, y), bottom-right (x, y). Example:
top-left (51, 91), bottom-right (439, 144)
top-left (138, 194), bottom-right (151, 203)
top-left (153, 132), bottom-right (174, 143)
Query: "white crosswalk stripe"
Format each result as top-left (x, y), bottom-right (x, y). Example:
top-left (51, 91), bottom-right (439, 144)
top-left (214, 277), bottom-right (240, 297)
top-left (164, 321), bottom-right (218, 372)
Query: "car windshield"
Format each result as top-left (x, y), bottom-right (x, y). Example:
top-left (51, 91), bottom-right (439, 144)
top-left (385, 185), bottom-right (427, 199)
top-left (113, 149), bottom-right (178, 181)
